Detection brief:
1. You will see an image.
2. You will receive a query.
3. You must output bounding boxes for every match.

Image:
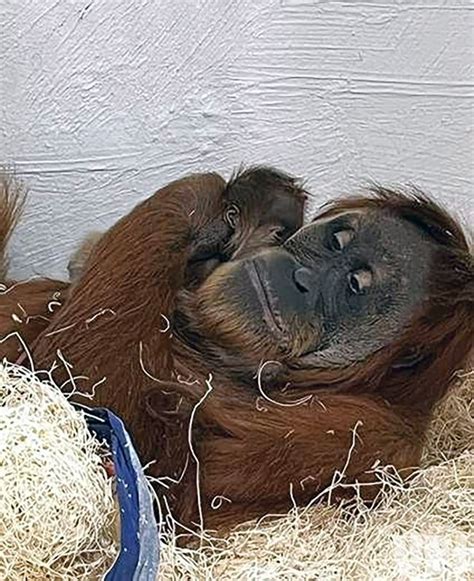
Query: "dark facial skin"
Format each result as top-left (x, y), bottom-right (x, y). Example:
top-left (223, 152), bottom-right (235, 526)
top-left (183, 207), bottom-right (435, 374)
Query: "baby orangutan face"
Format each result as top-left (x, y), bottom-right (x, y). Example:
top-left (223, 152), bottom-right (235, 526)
top-left (183, 199), bottom-right (435, 373)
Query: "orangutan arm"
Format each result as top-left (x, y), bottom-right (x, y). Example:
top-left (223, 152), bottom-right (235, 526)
top-left (30, 174), bottom-right (228, 412)
top-left (169, 389), bottom-right (422, 531)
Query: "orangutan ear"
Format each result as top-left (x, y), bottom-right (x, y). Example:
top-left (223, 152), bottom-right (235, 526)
top-left (224, 204), bottom-right (240, 228)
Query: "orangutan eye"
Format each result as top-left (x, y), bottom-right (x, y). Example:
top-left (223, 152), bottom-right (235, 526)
top-left (330, 229), bottom-right (353, 251)
top-left (348, 269), bottom-right (373, 295)
top-left (225, 204), bottom-right (240, 228)
top-left (271, 226), bottom-right (287, 242)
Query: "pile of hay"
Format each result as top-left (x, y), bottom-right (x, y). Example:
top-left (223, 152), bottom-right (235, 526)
top-left (0, 362), bottom-right (118, 580)
top-left (159, 373), bottom-right (474, 580)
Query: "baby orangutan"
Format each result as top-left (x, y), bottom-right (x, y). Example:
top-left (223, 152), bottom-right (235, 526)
top-left (1, 167), bottom-right (472, 538)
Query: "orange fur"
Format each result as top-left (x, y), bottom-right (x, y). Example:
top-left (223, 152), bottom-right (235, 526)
top-left (0, 279), bottom-right (68, 362)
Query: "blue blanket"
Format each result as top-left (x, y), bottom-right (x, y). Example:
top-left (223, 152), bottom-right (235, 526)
top-left (82, 407), bottom-right (160, 580)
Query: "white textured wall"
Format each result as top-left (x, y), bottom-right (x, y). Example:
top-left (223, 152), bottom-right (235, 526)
top-left (1, 0), bottom-right (472, 280)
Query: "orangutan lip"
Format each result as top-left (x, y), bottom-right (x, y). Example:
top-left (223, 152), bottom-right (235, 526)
top-left (246, 260), bottom-right (284, 336)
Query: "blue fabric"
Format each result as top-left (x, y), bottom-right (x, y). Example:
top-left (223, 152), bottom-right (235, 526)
top-left (80, 406), bottom-right (160, 581)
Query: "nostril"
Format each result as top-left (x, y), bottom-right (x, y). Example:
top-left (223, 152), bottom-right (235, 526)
top-left (293, 267), bottom-right (313, 293)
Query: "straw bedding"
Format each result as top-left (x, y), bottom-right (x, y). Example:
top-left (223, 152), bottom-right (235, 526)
top-left (158, 372), bottom-right (474, 580)
top-left (0, 361), bottom-right (118, 580)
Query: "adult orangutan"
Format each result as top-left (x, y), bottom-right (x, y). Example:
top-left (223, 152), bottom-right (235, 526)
top-left (1, 168), bottom-right (472, 535)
